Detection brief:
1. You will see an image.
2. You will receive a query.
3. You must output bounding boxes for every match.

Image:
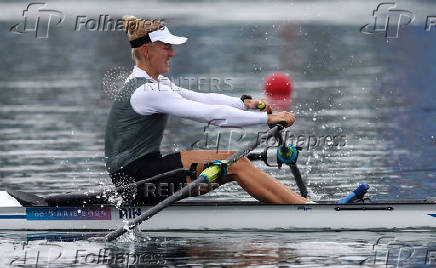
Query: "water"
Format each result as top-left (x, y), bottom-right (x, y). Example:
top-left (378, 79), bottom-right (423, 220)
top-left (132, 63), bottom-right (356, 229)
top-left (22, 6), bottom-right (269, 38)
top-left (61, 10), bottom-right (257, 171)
top-left (1, 0), bottom-right (435, 266)
top-left (1, 231), bottom-right (435, 267)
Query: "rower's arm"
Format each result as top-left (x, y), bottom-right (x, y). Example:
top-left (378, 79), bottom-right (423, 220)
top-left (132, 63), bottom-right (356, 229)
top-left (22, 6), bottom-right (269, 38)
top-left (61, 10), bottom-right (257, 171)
top-left (130, 84), bottom-right (267, 127)
top-left (174, 85), bottom-right (247, 110)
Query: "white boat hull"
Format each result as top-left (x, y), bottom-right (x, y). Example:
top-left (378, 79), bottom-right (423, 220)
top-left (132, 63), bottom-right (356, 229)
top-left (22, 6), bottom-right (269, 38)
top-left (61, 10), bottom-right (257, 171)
top-left (0, 201), bottom-right (435, 231)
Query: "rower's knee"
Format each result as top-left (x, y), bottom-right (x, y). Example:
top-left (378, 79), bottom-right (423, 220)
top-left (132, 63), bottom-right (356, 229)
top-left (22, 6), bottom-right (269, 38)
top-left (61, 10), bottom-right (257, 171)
top-left (230, 157), bottom-right (252, 173)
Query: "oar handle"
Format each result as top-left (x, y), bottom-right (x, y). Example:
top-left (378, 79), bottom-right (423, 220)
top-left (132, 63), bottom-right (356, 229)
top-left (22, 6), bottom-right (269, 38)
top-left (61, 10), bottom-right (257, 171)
top-left (257, 102), bottom-right (266, 110)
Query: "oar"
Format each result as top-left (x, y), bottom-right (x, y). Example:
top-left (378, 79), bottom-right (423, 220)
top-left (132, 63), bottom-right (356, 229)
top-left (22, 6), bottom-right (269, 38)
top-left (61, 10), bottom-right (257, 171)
top-left (289, 163), bottom-right (307, 198)
top-left (105, 124), bottom-right (283, 242)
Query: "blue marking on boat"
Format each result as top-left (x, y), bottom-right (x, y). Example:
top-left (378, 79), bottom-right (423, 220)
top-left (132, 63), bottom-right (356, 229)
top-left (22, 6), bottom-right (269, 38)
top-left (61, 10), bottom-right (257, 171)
top-left (429, 214), bottom-right (436, 217)
top-left (26, 207), bottom-right (112, 221)
top-left (297, 206), bottom-right (312, 211)
top-left (0, 215), bottom-right (26, 219)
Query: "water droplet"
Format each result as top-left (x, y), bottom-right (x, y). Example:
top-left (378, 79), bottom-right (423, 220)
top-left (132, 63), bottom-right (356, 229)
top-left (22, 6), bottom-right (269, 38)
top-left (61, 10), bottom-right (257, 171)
top-left (101, 66), bottom-right (130, 100)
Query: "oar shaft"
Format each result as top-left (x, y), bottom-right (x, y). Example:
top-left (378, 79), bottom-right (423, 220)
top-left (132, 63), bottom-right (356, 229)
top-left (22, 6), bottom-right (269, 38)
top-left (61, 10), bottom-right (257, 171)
top-left (105, 125), bottom-right (281, 242)
top-left (289, 163), bottom-right (307, 198)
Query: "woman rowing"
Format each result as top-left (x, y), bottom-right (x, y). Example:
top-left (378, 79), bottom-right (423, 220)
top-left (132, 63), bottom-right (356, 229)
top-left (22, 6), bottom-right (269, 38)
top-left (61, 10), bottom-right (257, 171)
top-left (105, 16), bottom-right (309, 205)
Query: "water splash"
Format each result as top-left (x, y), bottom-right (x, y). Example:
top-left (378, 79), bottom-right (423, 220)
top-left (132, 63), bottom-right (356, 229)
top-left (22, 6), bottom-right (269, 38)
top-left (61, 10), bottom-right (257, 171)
top-left (101, 66), bottom-right (130, 100)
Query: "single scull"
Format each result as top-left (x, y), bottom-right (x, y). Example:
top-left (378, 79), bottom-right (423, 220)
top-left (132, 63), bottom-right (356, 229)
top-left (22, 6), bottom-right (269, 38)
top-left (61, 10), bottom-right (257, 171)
top-left (1, 125), bottom-right (434, 234)
top-left (0, 190), bottom-right (435, 231)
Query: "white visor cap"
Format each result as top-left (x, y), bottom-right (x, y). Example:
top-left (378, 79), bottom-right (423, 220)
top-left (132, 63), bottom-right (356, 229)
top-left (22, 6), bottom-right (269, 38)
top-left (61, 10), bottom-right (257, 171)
top-left (148, 27), bottom-right (187, 45)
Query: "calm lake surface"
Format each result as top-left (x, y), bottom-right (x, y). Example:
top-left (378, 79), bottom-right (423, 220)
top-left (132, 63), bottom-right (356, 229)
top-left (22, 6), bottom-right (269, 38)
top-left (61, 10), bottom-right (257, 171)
top-left (0, 0), bottom-right (435, 266)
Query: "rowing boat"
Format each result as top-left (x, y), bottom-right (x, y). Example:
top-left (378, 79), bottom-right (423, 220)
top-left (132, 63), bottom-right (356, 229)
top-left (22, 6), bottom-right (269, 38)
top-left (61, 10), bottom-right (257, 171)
top-left (1, 127), bottom-right (434, 234)
top-left (1, 191), bottom-right (435, 231)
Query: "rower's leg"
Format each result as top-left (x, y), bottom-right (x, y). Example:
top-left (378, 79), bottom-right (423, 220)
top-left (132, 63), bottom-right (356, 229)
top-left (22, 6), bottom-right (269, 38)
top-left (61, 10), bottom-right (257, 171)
top-left (180, 150), bottom-right (309, 204)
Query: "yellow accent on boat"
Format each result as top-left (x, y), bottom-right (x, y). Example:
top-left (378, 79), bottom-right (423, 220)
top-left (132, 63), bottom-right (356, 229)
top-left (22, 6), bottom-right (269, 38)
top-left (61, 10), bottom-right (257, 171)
top-left (199, 160), bottom-right (227, 183)
top-left (200, 166), bottom-right (220, 183)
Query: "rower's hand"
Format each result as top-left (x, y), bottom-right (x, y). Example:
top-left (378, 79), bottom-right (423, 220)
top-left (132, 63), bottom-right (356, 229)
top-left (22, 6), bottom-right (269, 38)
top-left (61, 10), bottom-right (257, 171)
top-left (267, 111), bottom-right (295, 127)
top-left (243, 98), bottom-right (270, 111)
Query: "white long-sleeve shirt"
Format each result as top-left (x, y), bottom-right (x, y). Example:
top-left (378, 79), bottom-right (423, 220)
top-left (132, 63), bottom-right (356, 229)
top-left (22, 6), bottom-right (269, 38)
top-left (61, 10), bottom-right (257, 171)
top-left (128, 66), bottom-right (267, 127)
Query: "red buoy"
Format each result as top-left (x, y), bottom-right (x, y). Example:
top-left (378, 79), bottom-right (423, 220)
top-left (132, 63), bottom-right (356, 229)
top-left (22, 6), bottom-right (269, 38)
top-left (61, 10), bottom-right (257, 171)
top-left (264, 72), bottom-right (292, 97)
top-left (264, 72), bottom-right (292, 111)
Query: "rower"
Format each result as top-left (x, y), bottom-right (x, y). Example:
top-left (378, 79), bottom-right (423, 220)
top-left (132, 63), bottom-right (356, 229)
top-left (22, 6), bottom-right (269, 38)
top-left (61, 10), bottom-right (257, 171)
top-left (104, 16), bottom-right (310, 205)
